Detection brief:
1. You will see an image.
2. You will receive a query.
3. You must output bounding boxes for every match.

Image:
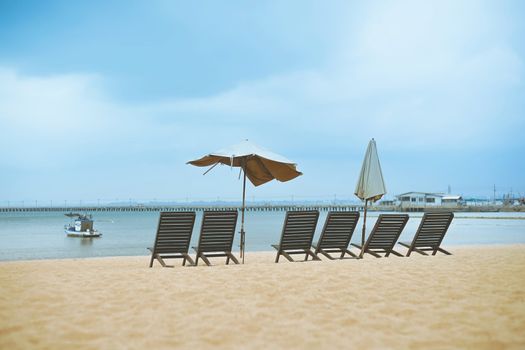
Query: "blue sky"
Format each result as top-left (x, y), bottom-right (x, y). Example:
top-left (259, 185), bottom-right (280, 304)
top-left (0, 0), bottom-right (524, 204)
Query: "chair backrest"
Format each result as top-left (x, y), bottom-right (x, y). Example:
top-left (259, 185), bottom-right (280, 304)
top-left (412, 212), bottom-right (454, 249)
top-left (365, 214), bottom-right (409, 251)
top-left (197, 210), bottom-right (238, 253)
top-left (152, 211), bottom-right (196, 254)
top-left (317, 211), bottom-right (360, 250)
top-left (278, 210), bottom-right (319, 251)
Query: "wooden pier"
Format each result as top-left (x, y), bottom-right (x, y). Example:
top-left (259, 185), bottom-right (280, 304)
top-left (0, 204), bottom-right (363, 213)
top-left (1, 204), bottom-right (522, 213)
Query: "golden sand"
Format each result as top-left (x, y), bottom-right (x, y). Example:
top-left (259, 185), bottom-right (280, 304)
top-left (1, 245), bottom-right (524, 349)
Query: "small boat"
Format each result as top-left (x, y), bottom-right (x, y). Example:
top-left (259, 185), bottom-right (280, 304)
top-left (64, 213), bottom-right (102, 238)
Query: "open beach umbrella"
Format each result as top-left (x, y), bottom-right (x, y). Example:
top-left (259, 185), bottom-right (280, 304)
top-left (187, 139), bottom-right (302, 263)
top-left (354, 138), bottom-right (386, 257)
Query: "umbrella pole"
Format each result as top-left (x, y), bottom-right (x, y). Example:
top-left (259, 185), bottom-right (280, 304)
top-left (241, 165), bottom-right (247, 264)
top-left (360, 199), bottom-right (368, 258)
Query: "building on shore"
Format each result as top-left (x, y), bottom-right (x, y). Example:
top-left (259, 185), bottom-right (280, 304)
top-left (395, 192), bottom-right (463, 207)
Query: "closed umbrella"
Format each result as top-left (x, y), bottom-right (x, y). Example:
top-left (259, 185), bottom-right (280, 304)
top-left (354, 138), bottom-right (386, 257)
top-left (188, 139), bottom-right (302, 263)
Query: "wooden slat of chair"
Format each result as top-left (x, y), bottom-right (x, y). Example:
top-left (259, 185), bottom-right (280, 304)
top-left (148, 211), bottom-right (196, 267)
top-left (273, 210), bottom-right (321, 263)
top-left (313, 211), bottom-right (360, 259)
top-left (398, 212), bottom-right (454, 256)
top-left (351, 214), bottom-right (409, 258)
top-left (193, 211), bottom-right (239, 266)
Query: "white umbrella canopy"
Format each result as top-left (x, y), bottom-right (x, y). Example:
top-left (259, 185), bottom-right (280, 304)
top-left (355, 138), bottom-right (386, 202)
top-left (354, 138), bottom-right (387, 257)
top-left (187, 140), bottom-right (302, 262)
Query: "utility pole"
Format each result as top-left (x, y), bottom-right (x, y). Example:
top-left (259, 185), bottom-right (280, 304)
top-left (493, 184), bottom-right (496, 204)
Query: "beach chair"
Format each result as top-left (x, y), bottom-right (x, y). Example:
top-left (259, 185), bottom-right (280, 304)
top-left (148, 211), bottom-right (196, 267)
top-left (398, 212), bottom-right (454, 256)
top-left (272, 210), bottom-right (320, 263)
top-left (193, 210), bottom-right (239, 266)
top-left (351, 214), bottom-right (409, 258)
top-left (312, 211), bottom-right (360, 259)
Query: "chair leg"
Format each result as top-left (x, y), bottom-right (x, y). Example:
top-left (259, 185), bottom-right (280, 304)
top-left (398, 242), bottom-right (413, 256)
top-left (436, 247), bottom-right (452, 255)
top-left (149, 255), bottom-right (154, 268)
top-left (226, 256), bottom-right (230, 265)
top-left (281, 251), bottom-right (294, 262)
top-left (183, 254), bottom-right (195, 266)
top-left (319, 249), bottom-right (334, 260)
top-left (345, 249), bottom-right (358, 258)
top-left (156, 255), bottom-right (168, 267)
top-left (389, 249), bottom-right (404, 257)
top-left (227, 252), bottom-right (239, 264)
top-left (366, 250), bottom-right (382, 258)
top-left (352, 243), bottom-right (366, 259)
top-left (200, 254), bottom-right (212, 266)
top-left (411, 247), bottom-right (429, 256)
top-left (305, 250), bottom-right (321, 261)
top-left (275, 253), bottom-right (280, 263)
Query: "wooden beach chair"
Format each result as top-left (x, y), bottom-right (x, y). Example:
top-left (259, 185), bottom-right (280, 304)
top-left (193, 210), bottom-right (239, 266)
top-left (351, 214), bottom-right (409, 258)
top-left (148, 211), bottom-right (196, 267)
top-left (272, 210), bottom-right (320, 263)
top-left (312, 211), bottom-right (360, 259)
top-left (398, 212), bottom-right (454, 256)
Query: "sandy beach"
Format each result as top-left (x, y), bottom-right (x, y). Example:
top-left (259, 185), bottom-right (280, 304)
top-left (1, 245), bottom-right (524, 349)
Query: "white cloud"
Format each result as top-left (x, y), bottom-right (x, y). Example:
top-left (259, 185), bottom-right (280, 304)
top-left (146, 0), bottom-right (524, 151)
top-left (3, 1), bottom-right (521, 163)
top-left (0, 68), bottom-right (119, 167)
top-left (0, 69), bottom-right (103, 131)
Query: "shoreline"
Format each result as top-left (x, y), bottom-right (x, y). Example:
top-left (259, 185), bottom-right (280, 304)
top-left (1, 242), bottom-right (524, 264)
top-left (1, 244), bottom-right (525, 349)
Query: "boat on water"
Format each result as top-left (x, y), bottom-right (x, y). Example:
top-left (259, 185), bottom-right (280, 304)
top-left (64, 213), bottom-right (102, 238)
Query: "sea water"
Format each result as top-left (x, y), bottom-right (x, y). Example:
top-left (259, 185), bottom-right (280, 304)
top-left (0, 211), bottom-right (524, 261)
